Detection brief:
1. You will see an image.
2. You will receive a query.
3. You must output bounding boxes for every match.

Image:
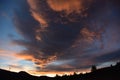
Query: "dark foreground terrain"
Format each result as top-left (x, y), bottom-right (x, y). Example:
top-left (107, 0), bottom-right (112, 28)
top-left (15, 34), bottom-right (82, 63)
top-left (0, 62), bottom-right (120, 80)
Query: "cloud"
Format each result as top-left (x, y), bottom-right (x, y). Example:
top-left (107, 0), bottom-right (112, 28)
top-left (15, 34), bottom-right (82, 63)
top-left (45, 65), bottom-right (75, 72)
top-left (8, 64), bottom-right (23, 70)
top-left (47, 0), bottom-right (83, 14)
top-left (12, 0), bottom-right (120, 74)
top-left (80, 27), bottom-right (102, 43)
top-left (0, 49), bottom-right (16, 57)
top-left (27, 0), bottom-right (48, 27)
top-left (13, 48), bottom-right (57, 68)
top-left (0, 49), bottom-right (24, 70)
top-left (13, 0), bottom-right (83, 68)
top-left (94, 50), bottom-right (120, 63)
top-left (47, 0), bottom-right (93, 14)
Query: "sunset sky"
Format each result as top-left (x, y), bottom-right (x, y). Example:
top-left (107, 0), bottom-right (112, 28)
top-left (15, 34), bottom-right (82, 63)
top-left (0, 0), bottom-right (120, 77)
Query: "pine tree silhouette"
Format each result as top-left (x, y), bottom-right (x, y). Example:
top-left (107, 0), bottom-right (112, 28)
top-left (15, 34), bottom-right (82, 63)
top-left (91, 65), bottom-right (97, 72)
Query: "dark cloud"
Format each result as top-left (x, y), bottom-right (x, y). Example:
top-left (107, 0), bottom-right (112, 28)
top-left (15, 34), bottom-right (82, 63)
top-left (94, 50), bottom-right (120, 63)
top-left (13, 0), bottom-right (120, 72)
top-left (35, 65), bottom-right (74, 72)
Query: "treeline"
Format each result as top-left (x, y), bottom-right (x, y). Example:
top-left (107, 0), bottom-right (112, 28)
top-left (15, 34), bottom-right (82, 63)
top-left (0, 62), bottom-right (120, 80)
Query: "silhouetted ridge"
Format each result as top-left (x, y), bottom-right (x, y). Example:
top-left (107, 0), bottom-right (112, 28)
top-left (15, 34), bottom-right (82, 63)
top-left (0, 62), bottom-right (120, 80)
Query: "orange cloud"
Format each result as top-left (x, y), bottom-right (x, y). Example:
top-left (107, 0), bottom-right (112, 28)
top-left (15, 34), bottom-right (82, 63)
top-left (31, 11), bottom-right (48, 27)
top-left (27, 0), bottom-right (48, 28)
top-left (47, 0), bottom-right (93, 15)
top-left (14, 54), bottom-right (34, 60)
top-left (0, 49), bottom-right (17, 57)
top-left (71, 27), bottom-right (103, 48)
top-left (15, 53), bottom-right (57, 68)
top-left (47, 0), bottom-right (83, 14)
top-left (35, 35), bottom-right (42, 41)
top-left (0, 50), bottom-right (89, 77)
top-left (80, 27), bottom-right (102, 43)
top-left (0, 49), bottom-right (6, 53)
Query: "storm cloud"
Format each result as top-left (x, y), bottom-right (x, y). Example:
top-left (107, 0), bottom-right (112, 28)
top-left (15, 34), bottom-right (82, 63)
top-left (12, 0), bottom-right (120, 72)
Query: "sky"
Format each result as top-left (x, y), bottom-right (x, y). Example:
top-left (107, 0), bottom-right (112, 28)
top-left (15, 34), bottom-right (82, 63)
top-left (0, 0), bottom-right (120, 77)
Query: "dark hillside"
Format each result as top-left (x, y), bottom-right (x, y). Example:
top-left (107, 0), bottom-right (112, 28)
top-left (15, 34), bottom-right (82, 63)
top-left (0, 62), bottom-right (120, 80)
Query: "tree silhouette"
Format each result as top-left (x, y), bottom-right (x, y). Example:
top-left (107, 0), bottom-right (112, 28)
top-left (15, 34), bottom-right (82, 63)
top-left (91, 65), bottom-right (97, 72)
top-left (116, 62), bottom-right (120, 66)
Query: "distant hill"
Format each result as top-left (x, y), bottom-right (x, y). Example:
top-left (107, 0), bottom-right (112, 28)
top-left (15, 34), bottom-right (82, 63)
top-left (0, 62), bottom-right (120, 80)
top-left (0, 69), bottom-right (37, 80)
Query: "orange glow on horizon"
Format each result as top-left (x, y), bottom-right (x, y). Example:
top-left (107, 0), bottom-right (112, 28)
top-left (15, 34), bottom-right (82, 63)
top-left (28, 69), bottom-right (90, 77)
top-left (1, 66), bottom-right (90, 77)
